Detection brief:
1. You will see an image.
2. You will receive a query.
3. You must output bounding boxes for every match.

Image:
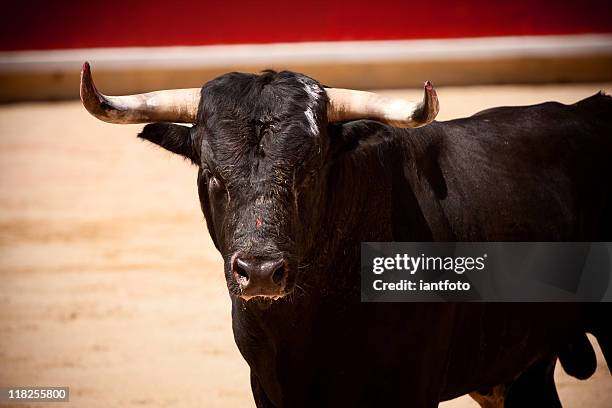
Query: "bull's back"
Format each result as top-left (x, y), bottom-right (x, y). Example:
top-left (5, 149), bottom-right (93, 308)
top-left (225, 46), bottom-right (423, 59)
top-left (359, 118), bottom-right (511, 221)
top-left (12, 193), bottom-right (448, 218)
top-left (416, 93), bottom-right (612, 241)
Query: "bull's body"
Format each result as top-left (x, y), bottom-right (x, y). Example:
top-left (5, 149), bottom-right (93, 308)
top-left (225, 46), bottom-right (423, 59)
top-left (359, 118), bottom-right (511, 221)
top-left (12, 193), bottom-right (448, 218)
top-left (232, 94), bottom-right (612, 407)
top-left (80, 65), bottom-right (612, 407)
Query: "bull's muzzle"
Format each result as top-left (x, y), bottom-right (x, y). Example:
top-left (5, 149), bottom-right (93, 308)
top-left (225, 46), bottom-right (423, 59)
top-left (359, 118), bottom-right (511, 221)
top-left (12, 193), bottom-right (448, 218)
top-left (231, 253), bottom-right (289, 299)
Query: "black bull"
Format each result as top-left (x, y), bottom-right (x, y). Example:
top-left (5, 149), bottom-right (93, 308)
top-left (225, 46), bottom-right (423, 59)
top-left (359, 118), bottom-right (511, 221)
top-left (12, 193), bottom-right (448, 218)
top-left (133, 71), bottom-right (612, 407)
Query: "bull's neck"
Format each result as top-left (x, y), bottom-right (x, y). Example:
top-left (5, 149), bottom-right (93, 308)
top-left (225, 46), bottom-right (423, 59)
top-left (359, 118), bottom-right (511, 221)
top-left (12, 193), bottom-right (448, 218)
top-left (304, 125), bottom-right (433, 288)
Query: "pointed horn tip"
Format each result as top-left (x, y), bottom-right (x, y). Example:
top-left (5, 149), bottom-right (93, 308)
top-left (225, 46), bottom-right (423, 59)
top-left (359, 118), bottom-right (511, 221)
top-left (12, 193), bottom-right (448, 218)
top-left (423, 81), bottom-right (438, 106)
top-left (413, 80), bottom-right (439, 126)
top-left (79, 61), bottom-right (94, 103)
top-left (79, 61), bottom-right (113, 123)
top-left (423, 81), bottom-right (437, 98)
top-left (424, 80), bottom-right (438, 104)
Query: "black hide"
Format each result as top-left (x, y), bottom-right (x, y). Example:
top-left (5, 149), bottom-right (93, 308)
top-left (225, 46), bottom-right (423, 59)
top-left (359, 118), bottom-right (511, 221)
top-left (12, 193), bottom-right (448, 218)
top-left (138, 71), bottom-right (612, 407)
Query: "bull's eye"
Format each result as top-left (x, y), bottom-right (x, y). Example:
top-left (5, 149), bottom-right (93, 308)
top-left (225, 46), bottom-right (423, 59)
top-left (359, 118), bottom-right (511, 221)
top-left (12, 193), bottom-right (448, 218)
top-left (202, 168), bottom-right (225, 193)
top-left (207, 172), bottom-right (229, 213)
top-left (210, 175), bottom-right (221, 189)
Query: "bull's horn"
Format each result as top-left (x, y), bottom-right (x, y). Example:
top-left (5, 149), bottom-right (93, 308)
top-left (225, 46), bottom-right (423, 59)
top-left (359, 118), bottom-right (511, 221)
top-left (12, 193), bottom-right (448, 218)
top-left (326, 81), bottom-right (439, 128)
top-left (80, 62), bottom-right (201, 124)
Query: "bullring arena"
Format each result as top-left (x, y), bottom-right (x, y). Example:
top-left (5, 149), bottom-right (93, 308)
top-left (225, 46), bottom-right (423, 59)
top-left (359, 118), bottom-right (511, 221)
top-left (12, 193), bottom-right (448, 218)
top-left (1, 83), bottom-right (611, 407)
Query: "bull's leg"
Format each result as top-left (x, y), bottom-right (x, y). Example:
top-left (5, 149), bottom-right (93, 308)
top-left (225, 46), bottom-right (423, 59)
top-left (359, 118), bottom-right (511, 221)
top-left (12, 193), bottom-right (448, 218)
top-left (558, 332), bottom-right (597, 380)
top-left (584, 303), bottom-right (612, 374)
top-left (504, 355), bottom-right (561, 408)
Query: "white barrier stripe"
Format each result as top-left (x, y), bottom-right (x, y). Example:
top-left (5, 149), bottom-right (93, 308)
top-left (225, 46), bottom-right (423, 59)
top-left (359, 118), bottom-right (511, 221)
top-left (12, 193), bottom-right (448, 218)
top-left (1, 34), bottom-right (611, 73)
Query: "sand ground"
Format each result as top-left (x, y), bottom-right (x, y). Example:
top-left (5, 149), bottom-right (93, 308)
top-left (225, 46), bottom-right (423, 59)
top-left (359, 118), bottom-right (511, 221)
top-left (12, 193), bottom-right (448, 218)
top-left (1, 84), bottom-right (611, 407)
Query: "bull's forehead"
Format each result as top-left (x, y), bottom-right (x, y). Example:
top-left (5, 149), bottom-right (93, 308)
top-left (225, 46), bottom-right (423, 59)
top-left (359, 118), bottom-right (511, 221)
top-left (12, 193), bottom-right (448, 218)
top-left (201, 71), bottom-right (324, 126)
top-left (207, 128), bottom-right (314, 188)
top-left (199, 71), bottom-right (326, 180)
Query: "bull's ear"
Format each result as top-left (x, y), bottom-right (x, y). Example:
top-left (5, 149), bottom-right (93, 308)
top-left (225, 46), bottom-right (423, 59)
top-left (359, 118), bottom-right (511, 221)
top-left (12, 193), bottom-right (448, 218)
top-left (329, 120), bottom-right (393, 155)
top-left (138, 123), bottom-right (200, 165)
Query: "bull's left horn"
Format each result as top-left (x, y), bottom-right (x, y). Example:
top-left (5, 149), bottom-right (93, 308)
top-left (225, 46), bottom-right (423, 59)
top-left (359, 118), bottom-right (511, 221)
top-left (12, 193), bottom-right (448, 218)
top-left (326, 81), bottom-right (439, 128)
top-left (80, 62), bottom-right (201, 124)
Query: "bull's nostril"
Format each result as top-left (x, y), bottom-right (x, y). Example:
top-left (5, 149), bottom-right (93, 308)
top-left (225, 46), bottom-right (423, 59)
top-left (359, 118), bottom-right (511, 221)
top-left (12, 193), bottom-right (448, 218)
top-left (236, 264), bottom-right (249, 280)
top-left (271, 263), bottom-right (286, 286)
top-left (233, 257), bottom-right (250, 286)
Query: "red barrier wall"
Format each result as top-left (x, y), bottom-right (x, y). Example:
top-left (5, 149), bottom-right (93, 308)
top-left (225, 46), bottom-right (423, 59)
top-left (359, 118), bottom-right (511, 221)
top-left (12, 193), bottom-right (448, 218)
top-left (1, 0), bottom-right (611, 51)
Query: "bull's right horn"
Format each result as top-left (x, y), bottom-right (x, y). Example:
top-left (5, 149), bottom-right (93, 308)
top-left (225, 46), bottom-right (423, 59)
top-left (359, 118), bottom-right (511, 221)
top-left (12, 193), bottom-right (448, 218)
top-left (326, 81), bottom-right (439, 128)
top-left (80, 62), bottom-right (201, 124)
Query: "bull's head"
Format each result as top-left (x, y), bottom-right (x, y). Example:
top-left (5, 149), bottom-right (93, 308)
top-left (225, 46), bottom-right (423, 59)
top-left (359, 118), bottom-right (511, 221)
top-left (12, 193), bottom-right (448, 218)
top-left (81, 62), bottom-right (438, 300)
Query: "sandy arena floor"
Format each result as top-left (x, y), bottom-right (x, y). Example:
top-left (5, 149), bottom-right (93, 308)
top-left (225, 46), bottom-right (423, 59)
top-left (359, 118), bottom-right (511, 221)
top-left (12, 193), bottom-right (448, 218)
top-left (1, 84), bottom-right (611, 407)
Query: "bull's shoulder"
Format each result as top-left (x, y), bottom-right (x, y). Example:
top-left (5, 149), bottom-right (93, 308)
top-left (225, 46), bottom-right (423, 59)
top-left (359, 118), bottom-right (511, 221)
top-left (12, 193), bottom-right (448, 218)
top-left (434, 94), bottom-right (612, 154)
top-left (401, 94), bottom-right (612, 188)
